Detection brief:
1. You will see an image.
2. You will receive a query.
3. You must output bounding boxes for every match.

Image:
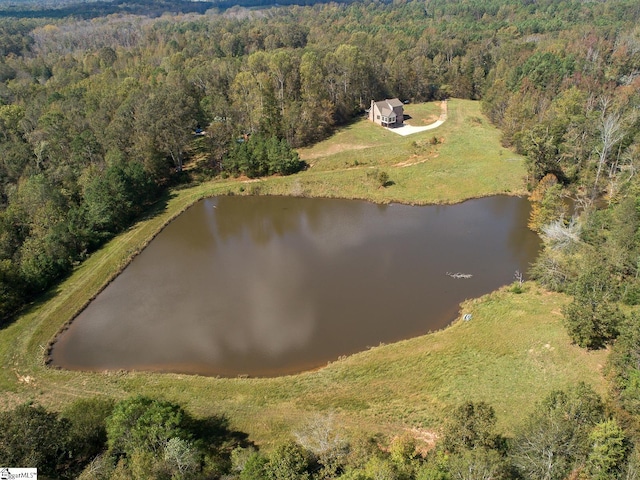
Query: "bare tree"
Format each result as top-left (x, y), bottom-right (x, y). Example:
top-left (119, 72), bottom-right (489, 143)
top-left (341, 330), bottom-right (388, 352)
top-left (592, 98), bottom-right (625, 200)
top-left (541, 217), bottom-right (581, 251)
top-left (607, 114), bottom-right (640, 199)
top-left (294, 413), bottom-right (345, 457)
top-left (294, 413), bottom-right (348, 477)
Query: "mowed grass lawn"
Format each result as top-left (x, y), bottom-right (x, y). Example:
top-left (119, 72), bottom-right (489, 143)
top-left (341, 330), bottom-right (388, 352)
top-left (0, 100), bottom-right (606, 448)
top-left (257, 99), bottom-right (527, 204)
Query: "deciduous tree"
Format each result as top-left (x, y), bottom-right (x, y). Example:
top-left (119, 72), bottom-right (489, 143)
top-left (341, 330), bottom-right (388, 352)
top-left (106, 396), bottom-right (190, 459)
top-left (440, 401), bottom-right (505, 455)
top-left (512, 384), bottom-right (604, 480)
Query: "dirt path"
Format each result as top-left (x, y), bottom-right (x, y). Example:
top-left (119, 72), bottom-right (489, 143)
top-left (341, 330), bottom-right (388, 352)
top-left (393, 153), bottom-right (439, 168)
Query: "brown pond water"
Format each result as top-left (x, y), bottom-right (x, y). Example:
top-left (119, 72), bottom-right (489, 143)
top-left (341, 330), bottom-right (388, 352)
top-left (51, 195), bottom-right (540, 377)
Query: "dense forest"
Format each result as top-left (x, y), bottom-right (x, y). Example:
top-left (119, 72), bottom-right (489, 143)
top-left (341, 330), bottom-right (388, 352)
top-left (1, 0), bottom-right (640, 477)
top-left (0, 0), bottom-right (342, 21)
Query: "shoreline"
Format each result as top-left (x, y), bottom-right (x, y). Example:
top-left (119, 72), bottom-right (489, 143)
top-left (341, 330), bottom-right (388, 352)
top-left (44, 187), bottom-right (530, 376)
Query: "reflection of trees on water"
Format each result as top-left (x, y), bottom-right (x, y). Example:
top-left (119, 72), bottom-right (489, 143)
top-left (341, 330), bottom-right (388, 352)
top-left (478, 195), bottom-right (541, 258)
top-left (212, 195), bottom-right (368, 246)
top-left (504, 197), bottom-right (542, 272)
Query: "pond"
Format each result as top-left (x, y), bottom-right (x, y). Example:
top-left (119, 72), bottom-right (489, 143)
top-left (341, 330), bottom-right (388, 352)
top-left (50, 195), bottom-right (540, 377)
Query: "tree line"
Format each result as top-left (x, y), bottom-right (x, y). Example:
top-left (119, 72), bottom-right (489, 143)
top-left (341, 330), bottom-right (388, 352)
top-left (0, 0), bottom-right (215, 20)
top-left (0, 0), bottom-right (355, 21)
top-left (1, 383), bottom-right (635, 479)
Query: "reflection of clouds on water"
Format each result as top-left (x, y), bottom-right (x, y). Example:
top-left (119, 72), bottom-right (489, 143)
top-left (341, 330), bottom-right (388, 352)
top-left (58, 200), bottom-right (436, 370)
top-left (52, 196), bottom-right (540, 377)
top-left (246, 271), bottom-right (314, 355)
top-left (225, 243), bottom-right (315, 356)
top-left (300, 203), bottom-right (418, 257)
top-left (302, 213), bottom-right (371, 256)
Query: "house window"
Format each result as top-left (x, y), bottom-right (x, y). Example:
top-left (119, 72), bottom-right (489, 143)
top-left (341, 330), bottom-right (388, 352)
top-left (376, 115), bottom-right (380, 119)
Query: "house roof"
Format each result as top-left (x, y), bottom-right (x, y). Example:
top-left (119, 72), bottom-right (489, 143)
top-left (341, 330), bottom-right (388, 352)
top-left (374, 98), bottom-right (403, 117)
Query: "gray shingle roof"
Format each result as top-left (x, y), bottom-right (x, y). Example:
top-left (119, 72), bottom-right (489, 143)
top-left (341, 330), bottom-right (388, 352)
top-left (374, 98), bottom-right (403, 117)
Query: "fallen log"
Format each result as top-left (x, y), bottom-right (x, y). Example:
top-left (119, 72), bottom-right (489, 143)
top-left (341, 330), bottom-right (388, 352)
top-left (446, 272), bottom-right (473, 279)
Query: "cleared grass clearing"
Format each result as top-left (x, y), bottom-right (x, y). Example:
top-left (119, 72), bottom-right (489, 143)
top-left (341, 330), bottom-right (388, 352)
top-left (267, 99), bottom-right (526, 204)
top-left (0, 100), bottom-right (606, 449)
top-left (402, 102), bottom-right (443, 126)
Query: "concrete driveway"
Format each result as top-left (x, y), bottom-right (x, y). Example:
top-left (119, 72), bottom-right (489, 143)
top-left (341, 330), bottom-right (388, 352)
top-left (386, 100), bottom-right (447, 136)
top-left (386, 119), bottom-right (445, 136)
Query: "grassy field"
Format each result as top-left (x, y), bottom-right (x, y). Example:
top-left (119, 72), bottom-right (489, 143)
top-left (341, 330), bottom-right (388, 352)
top-left (0, 99), bottom-right (606, 448)
top-left (240, 99), bottom-right (527, 204)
